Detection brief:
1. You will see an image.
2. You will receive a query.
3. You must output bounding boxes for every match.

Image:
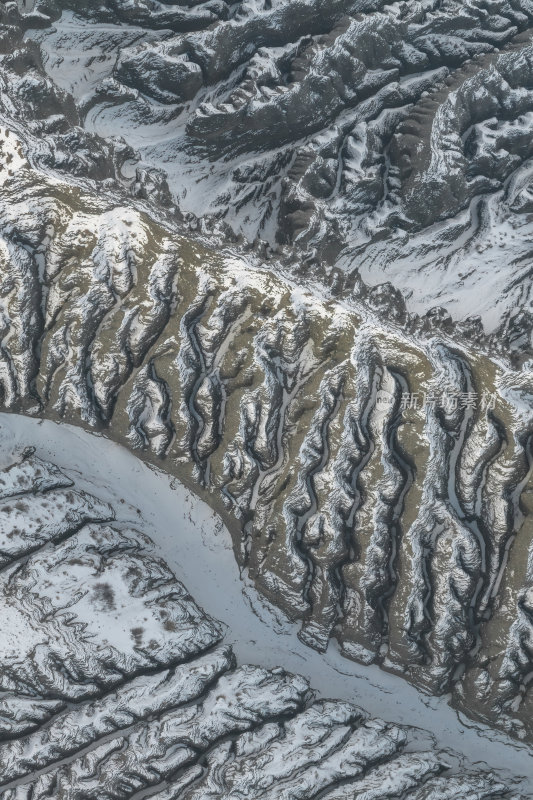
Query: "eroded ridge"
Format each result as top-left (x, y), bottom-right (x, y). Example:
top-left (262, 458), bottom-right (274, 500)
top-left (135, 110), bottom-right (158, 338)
top-left (0, 447), bottom-right (509, 799)
top-left (0, 99), bottom-right (530, 744)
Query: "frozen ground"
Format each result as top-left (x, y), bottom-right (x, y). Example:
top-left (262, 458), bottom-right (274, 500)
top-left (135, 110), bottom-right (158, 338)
top-left (0, 412), bottom-right (530, 794)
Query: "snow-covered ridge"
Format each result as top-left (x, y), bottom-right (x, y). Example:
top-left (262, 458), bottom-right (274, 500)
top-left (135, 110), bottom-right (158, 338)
top-left (11, 0), bottom-right (533, 339)
top-left (0, 433), bottom-right (526, 798)
top-left (1, 0), bottom-right (533, 784)
top-left (0, 74), bottom-right (530, 745)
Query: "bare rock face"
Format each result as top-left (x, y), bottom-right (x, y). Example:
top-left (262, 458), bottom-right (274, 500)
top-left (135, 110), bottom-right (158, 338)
top-left (0, 447), bottom-right (510, 799)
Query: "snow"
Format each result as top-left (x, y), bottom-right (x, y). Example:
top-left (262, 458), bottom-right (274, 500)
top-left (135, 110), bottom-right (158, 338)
top-left (0, 489), bottom-right (113, 565)
top-left (0, 602), bottom-right (45, 661)
top-left (25, 13), bottom-right (164, 100)
top-left (0, 412), bottom-right (530, 793)
top-left (20, 8), bottom-right (533, 332)
top-left (0, 453), bottom-right (72, 498)
top-left (0, 649), bottom-right (233, 785)
top-left (351, 191), bottom-right (533, 332)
